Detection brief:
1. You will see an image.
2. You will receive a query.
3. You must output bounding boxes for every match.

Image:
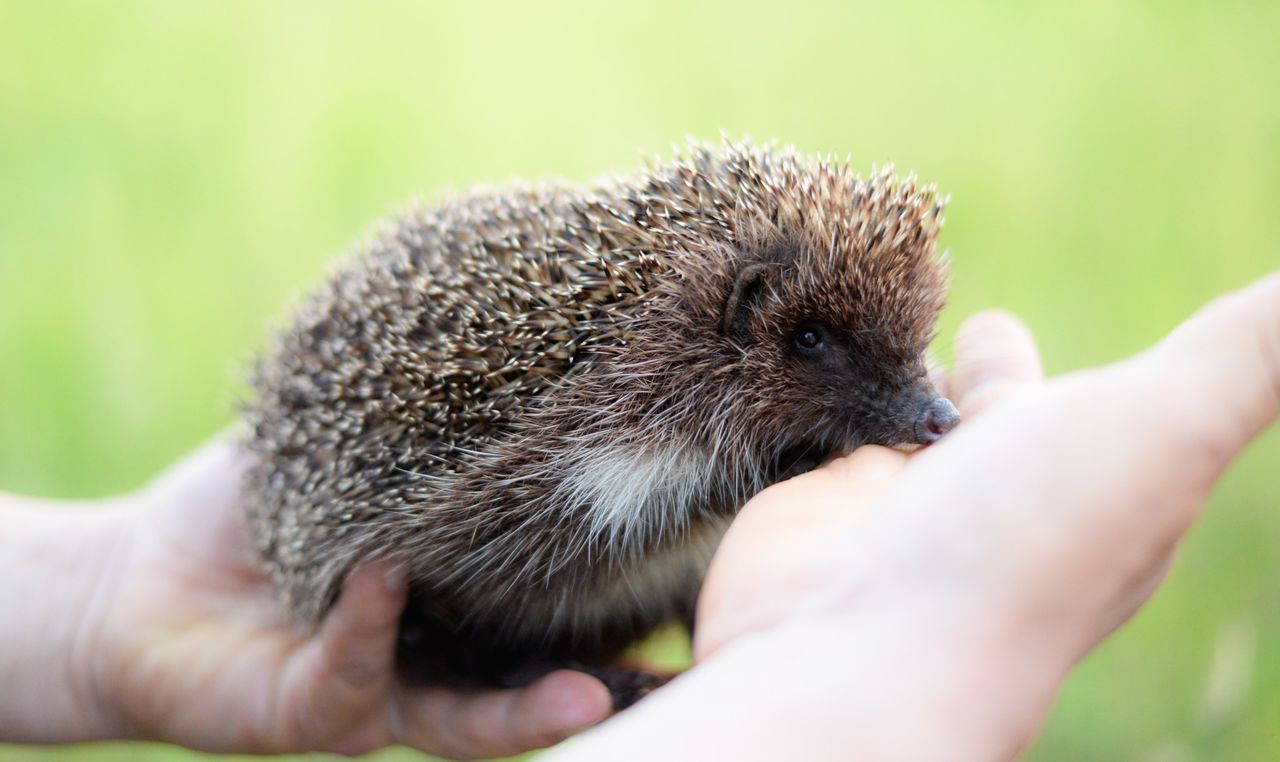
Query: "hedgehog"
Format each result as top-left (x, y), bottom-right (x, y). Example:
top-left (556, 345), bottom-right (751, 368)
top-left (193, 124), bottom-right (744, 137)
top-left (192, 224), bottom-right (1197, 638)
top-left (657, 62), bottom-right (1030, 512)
top-left (244, 139), bottom-right (958, 708)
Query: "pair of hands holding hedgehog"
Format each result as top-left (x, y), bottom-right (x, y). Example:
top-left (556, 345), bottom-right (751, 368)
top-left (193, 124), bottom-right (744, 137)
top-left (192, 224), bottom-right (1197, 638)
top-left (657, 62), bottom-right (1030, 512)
top-left (2, 270), bottom-right (1278, 760)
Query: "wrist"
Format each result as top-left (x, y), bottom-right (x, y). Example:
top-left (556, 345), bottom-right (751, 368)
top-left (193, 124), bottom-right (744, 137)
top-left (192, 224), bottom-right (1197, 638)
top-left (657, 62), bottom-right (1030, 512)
top-left (0, 494), bottom-right (138, 744)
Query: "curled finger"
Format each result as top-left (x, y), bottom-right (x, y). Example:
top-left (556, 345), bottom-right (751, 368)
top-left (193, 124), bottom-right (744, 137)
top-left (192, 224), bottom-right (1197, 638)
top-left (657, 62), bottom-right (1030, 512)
top-left (394, 670), bottom-right (611, 759)
top-left (949, 310), bottom-right (1043, 417)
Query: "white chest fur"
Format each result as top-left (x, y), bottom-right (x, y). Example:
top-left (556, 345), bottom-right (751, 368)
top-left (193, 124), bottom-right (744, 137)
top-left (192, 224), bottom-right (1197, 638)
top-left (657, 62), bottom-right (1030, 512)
top-left (519, 443), bottom-right (733, 636)
top-left (557, 443), bottom-right (716, 551)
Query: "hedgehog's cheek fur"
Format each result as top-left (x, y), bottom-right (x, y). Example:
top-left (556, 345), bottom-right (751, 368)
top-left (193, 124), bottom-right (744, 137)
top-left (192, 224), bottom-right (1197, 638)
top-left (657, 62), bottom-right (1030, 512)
top-left (770, 440), bottom-right (830, 480)
top-left (768, 391), bottom-right (961, 481)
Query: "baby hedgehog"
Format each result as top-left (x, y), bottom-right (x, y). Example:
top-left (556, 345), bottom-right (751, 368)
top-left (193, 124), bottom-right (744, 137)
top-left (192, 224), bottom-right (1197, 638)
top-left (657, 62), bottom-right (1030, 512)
top-left (245, 139), bottom-right (958, 707)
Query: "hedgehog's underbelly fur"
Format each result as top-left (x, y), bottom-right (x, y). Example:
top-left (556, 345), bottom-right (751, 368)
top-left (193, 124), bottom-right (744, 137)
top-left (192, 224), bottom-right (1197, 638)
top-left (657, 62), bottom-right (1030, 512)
top-left (393, 444), bottom-right (734, 682)
top-left (396, 511), bottom-right (731, 685)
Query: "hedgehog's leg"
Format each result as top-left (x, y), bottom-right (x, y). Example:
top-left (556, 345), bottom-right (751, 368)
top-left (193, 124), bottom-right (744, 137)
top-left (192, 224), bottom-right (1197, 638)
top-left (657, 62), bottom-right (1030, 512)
top-left (494, 624), bottom-right (677, 709)
top-left (396, 591), bottom-right (669, 708)
top-left (395, 587), bottom-right (535, 688)
top-left (771, 440), bottom-right (827, 483)
top-left (568, 665), bottom-right (670, 710)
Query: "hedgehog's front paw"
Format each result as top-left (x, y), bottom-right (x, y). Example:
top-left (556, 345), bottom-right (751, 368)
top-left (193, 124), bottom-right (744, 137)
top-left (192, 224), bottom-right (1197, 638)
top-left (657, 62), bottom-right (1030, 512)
top-left (572, 665), bottom-right (670, 710)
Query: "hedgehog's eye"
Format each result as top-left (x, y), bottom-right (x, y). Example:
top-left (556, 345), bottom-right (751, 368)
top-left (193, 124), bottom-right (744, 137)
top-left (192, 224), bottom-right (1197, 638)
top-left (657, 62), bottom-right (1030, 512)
top-left (791, 323), bottom-right (828, 354)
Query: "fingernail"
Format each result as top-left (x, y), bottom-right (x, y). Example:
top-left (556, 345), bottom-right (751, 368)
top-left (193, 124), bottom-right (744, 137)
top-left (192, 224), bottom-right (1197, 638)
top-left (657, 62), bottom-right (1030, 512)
top-left (547, 674), bottom-right (612, 733)
top-left (383, 563), bottom-right (408, 594)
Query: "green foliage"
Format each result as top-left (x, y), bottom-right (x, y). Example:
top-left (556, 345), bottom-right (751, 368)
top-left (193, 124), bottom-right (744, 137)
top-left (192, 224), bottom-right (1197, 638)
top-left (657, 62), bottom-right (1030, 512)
top-left (1, 1), bottom-right (1277, 759)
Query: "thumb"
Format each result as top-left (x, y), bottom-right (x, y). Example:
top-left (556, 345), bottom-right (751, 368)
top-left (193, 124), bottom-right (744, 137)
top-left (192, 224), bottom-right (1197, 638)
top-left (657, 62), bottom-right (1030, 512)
top-left (1148, 270), bottom-right (1280, 470)
top-left (275, 563), bottom-right (406, 751)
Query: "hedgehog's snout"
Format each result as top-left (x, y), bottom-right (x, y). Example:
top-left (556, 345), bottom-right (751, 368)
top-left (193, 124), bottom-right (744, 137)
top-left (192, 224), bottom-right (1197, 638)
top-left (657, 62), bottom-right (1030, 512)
top-left (913, 397), bottom-right (960, 444)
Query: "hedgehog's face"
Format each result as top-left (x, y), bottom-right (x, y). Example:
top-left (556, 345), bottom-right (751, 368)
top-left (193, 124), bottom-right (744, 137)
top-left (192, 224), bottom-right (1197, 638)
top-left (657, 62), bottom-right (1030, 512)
top-left (721, 246), bottom-right (957, 479)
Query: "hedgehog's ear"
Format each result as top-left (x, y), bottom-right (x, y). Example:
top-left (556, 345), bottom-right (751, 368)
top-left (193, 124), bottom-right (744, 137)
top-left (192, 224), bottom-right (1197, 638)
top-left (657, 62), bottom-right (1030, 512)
top-left (723, 263), bottom-right (776, 344)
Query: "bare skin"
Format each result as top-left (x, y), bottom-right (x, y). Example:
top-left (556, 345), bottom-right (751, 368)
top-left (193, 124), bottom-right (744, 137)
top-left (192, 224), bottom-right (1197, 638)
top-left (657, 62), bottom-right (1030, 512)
top-left (547, 271), bottom-right (1280, 760)
top-left (1, 271), bottom-right (1276, 759)
top-left (0, 446), bottom-right (612, 758)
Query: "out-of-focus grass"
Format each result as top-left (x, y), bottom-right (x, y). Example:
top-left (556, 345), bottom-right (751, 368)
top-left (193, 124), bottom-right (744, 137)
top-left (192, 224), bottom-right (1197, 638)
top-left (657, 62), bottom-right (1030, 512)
top-left (1, 1), bottom-right (1277, 760)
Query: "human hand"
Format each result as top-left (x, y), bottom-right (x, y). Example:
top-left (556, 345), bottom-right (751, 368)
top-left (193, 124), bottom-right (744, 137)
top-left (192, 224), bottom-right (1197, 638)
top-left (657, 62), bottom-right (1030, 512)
top-left (691, 308), bottom-right (1046, 663)
top-left (1, 440), bottom-right (611, 758)
top-left (549, 271), bottom-right (1280, 761)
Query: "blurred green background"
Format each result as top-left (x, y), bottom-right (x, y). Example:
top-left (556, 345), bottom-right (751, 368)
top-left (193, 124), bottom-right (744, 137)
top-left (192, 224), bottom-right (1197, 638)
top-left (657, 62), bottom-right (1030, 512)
top-left (1, 1), bottom-right (1277, 760)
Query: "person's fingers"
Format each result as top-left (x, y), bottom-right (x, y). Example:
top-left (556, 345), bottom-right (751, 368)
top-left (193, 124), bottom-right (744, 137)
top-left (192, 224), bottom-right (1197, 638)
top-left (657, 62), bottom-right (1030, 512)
top-left (817, 444), bottom-right (911, 489)
top-left (727, 447), bottom-right (908, 569)
top-left (948, 310), bottom-right (1044, 417)
top-left (317, 563), bottom-right (406, 691)
top-left (138, 436), bottom-right (262, 571)
top-left (695, 446), bottom-right (909, 660)
top-left (278, 563), bottom-right (406, 747)
top-left (926, 353), bottom-right (951, 400)
top-left (873, 272), bottom-right (1280, 657)
top-left (142, 431), bottom-right (253, 509)
top-left (1147, 270), bottom-right (1280, 469)
top-left (394, 670), bottom-right (611, 759)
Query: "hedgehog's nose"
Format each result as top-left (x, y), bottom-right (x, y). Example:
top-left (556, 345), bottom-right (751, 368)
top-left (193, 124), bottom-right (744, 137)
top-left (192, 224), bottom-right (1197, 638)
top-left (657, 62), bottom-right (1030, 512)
top-left (913, 397), bottom-right (960, 444)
